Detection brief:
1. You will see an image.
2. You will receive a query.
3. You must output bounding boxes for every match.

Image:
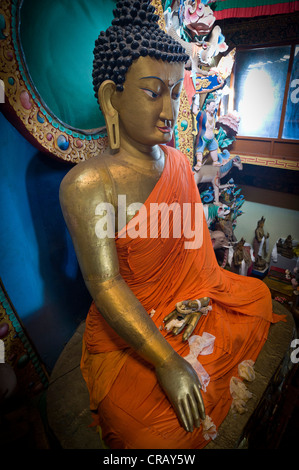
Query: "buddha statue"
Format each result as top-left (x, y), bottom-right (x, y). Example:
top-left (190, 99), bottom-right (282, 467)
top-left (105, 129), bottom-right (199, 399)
top-left (59, 0), bottom-right (282, 449)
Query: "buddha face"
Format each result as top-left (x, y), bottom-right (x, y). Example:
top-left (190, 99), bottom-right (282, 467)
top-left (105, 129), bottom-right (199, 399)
top-left (111, 56), bottom-right (185, 149)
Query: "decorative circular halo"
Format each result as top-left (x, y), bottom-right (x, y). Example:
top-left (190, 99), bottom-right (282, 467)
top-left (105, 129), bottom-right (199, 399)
top-left (0, 0), bottom-right (193, 165)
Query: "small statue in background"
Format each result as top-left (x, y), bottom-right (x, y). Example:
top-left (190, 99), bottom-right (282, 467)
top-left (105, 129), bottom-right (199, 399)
top-left (210, 230), bottom-right (229, 251)
top-left (253, 216), bottom-right (269, 271)
top-left (277, 235), bottom-right (295, 259)
top-left (231, 238), bottom-right (253, 276)
top-left (214, 211), bottom-right (237, 244)
top-left (209, 229), bottom-right (230, 269)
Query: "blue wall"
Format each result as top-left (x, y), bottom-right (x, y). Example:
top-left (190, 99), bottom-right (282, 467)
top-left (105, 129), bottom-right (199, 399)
top-left (0, 112), bottom-right (91, 371)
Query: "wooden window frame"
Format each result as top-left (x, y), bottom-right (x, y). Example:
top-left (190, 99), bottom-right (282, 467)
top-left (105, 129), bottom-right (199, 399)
top-left (229, 41), bottom-right (298, 165)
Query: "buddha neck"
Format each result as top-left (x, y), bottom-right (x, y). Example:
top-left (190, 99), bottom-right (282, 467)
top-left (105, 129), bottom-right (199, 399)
top-left (113, 132), bottom-right (165, 173)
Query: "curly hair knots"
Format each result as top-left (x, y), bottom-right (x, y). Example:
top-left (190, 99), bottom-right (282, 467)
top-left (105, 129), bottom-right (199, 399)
top-left (92, 0), bottom-right (189, 100)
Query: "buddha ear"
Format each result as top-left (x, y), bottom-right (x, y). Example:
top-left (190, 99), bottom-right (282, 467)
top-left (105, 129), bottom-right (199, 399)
top-left (98, 80), bottom-right (120, 150)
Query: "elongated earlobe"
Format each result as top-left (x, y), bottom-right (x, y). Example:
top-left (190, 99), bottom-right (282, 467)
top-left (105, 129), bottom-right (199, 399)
top-left (107, 112), bottom-right (120, 150)
top-left (98, 81), bottom-right (120, 150)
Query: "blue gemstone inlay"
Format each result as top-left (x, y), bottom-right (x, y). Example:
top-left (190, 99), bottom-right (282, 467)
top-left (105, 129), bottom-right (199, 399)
top-left (37, 112), bottom-right (44, 123)
top-left (57, 135), bottom-right (69, 151)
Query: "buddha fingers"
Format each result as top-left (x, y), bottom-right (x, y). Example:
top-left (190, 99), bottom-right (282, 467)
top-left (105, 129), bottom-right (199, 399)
top-left (182, 312), bottom-right (203, 342)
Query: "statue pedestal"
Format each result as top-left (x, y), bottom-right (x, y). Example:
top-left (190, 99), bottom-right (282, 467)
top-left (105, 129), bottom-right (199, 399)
top-left (251, 266), bottom-right (269, 280)
top-left (206, 301), bottom-right (296, 449)
top-left (46, 302), bottom-right (296, 449)
top-left (264, 269), bottom-right (298, 318)
top-left (271, 253), bottom-right (298, 272)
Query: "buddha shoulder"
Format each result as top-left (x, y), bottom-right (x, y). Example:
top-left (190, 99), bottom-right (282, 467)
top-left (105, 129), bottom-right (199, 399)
top-left (59, 155), bottom-right (114, 209)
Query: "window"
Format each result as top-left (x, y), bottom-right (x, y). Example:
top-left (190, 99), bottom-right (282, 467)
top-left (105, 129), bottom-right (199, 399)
top-left (234, 46), bottom-right (291, 138)
top-left (229, 43), bottom-right (299, 162)
top-left (282, 45), bottom-right (299, 140)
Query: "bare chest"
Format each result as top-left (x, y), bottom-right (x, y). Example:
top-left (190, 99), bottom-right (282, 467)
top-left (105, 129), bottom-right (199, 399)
top-left (108, 164), bottom-right (163, 231)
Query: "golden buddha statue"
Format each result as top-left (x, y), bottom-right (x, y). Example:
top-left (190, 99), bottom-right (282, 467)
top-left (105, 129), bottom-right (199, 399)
top-left (59, 1), bottom-right (281, 449)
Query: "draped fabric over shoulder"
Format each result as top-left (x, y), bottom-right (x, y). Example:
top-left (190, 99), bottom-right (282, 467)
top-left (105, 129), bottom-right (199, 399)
top-left (81, 146), bottom-right (282, 449)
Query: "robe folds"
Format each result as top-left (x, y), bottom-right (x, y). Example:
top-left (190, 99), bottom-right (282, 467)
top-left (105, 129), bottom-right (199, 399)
top-left (81, 145), bottom-right (283, 449)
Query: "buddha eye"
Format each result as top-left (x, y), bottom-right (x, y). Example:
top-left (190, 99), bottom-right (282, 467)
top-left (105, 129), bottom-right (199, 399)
top-left (171, 85), bottom-right (182, 101)
top-left (141, 88), bottom-right (160, 99)
top-left (172, 91), bottom-right (181, 100)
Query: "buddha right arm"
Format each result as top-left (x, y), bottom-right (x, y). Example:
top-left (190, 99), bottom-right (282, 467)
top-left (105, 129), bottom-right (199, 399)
top-left (86, 269), bottom-right (178, 368)
top-left (59, 167), bottom-right (205, 432)
top-left (87, 270), bottom-right (206, 433)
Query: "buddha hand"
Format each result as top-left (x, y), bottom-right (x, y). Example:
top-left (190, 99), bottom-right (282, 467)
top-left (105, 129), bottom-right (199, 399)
top-left (155, 351), bottom-right (206, 433)
top-left (163, 297), bottom-right (210, 341)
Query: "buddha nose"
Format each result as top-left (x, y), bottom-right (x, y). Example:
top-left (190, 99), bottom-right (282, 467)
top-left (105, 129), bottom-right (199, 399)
top-left (160, 93), bottom-right (174, 123)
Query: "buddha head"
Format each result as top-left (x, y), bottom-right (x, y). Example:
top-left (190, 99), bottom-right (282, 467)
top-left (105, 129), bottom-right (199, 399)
top-left (92, 0), bottom-right (189, 150)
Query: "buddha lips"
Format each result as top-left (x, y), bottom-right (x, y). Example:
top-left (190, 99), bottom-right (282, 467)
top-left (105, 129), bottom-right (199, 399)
top-left (157, 125), bottom-right (172, 134)
top-left (94, 195), bottom-right (204, 250)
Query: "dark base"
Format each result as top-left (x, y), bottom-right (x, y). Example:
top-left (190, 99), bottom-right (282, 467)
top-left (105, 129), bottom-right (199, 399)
top-left (251, 266), bottom-right (269, 280)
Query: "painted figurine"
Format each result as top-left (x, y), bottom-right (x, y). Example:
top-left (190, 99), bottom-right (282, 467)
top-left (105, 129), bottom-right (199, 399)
top-left (193, 98), bottom-right (219, 170)
top-left (194, 155), bottom-right (243, 204)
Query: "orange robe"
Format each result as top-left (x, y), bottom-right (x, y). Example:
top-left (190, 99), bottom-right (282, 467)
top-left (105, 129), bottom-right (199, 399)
top-left (81, 146), bottom-right (282, 449)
